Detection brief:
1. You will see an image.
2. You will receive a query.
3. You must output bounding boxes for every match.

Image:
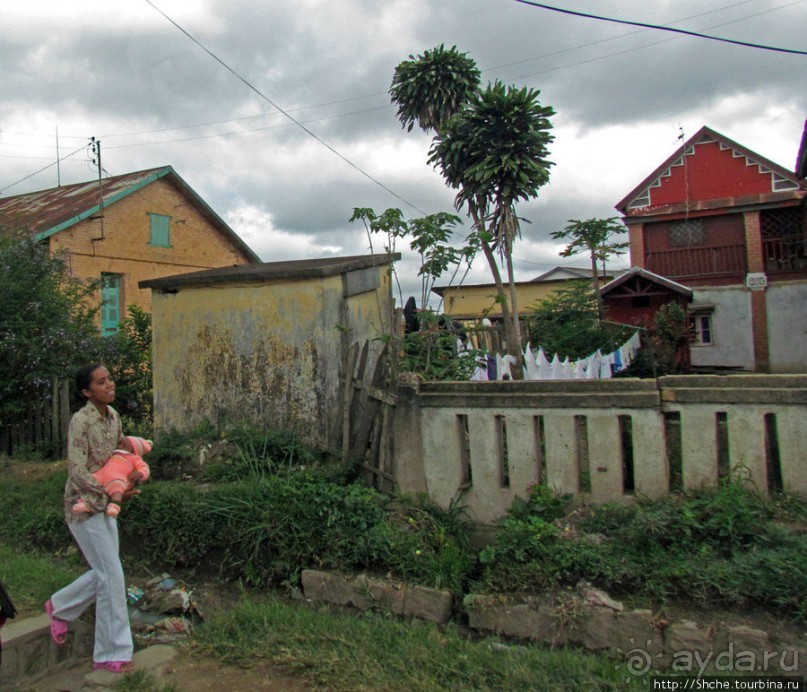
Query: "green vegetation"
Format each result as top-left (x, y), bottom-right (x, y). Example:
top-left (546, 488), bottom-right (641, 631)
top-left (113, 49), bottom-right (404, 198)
top-left (0, 232), bottom-right (98, 423)
top-left (477, 480), bottom-right (807, 621)
top-left (550, 218), bottom-right (629, 319)
top-left (524, 281), bottom-right (633, 360)
top-left (388, 45), bottom-right (555, 372)
top-left (0, 544), bottom-right (83, 616)
top-left (3, 427), bottom-right (806, 688)
top-left (189, 593), bottom-right (631, 691)
top-left (3, 430), bottom-right (805, 625)
top-left (0, 231), bottom-right (155, 455)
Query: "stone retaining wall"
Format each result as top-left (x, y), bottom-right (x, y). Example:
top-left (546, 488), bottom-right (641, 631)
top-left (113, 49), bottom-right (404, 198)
top-left (301, 570), bottom-right (807, 678)
top-left (0, 615), bottom-right (92, 687)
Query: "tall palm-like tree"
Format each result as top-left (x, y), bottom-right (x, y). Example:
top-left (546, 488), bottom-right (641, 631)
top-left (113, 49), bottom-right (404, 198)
top-left (390, 44), bottom-right (480, 135)
top-left (390, 46), bottom-right (555, 374)
top-left (430, 82), bottom-right (554, 368)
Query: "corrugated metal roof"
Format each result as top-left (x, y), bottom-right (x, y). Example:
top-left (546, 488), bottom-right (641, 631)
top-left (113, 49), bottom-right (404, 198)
top-left (0, 166), bottom-right (260, 262)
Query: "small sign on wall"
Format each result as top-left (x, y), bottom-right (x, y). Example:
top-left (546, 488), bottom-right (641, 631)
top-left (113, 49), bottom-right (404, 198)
top-left (745, 272), bottom-right (767, 291)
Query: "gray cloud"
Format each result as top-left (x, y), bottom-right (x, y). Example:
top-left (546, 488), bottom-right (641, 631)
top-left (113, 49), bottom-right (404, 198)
top-left (1, 0), bottom-right (804, 305)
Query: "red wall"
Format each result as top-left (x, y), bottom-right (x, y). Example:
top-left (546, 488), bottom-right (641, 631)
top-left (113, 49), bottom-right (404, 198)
top-left (649, 141), bottom-right (774, 207)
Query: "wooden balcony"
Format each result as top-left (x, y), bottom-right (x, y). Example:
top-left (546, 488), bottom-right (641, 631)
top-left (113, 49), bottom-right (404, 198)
top-left (645, 244), bottom-right (747, 281)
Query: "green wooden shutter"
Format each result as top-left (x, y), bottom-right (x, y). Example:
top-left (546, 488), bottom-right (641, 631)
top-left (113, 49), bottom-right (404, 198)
top-left (101, 273), bottom-right (122, 336)
top-left (149, 213), bottom-right (171, 247)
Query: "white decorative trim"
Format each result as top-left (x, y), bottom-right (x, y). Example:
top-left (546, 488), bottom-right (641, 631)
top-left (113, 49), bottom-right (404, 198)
top-left (745, 272), bottom-right (768, 291)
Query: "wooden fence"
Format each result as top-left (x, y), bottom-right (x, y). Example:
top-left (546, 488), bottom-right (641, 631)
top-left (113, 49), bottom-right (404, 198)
top-left (341, 341), bottom-right (397, 493)
top-left (0, 379), bottom-right (71, 457)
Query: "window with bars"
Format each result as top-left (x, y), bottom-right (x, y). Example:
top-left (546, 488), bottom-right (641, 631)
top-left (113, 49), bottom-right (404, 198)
top-left (762, 208), bottom-right (806, 272)
top-left (669, 219), bottom-right (706, 247)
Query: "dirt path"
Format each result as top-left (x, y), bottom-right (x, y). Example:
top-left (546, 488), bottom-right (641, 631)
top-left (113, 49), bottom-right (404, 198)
top-left (12, 647), bottom-right (313, 691)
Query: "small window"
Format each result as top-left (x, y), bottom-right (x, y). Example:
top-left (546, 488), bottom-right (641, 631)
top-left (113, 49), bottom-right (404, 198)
top-left (148, 213), bottom-right (171, 247)
top-left (690, 312), bottom-right (713, 346)
top-left (669, 219), bottom-right (706, 247)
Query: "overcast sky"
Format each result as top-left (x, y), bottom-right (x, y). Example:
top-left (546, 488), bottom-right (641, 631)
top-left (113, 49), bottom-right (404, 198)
top-left (1, 0), bottom-right (805, 307)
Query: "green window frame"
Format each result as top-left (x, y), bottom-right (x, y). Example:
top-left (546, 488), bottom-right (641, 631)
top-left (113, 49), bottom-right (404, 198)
top-left (148, 213), bottom-right (171, 247)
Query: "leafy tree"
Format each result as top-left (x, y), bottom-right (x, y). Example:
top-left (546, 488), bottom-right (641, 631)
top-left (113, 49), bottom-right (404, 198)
top-left (0, 231), bottom-right (101, 420)
top-left (391, 46), bottom-right (555, 377)
top-left (619, 302), bottom-right (691, 377)
top-left (99, 304), bottom-right (153, 431)
top-left (524, 281), bottom-right (632, 360)
top-left (350, 207), bottom-right (474, 310)
top-left (350, 207), bottom-right (481, 380)
top-left (390, 44), bottom-right (480, 135)
top-left (550, 218), bottom-right (629, 318)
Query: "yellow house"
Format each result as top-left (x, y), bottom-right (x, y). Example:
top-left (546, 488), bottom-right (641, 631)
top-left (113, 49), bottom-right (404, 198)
top-left (432, 266), bottom-right (620, 320)
top-left (140, 254), bottom-right (399, 450)
top-left (0, 166), bottom-right (259, 335)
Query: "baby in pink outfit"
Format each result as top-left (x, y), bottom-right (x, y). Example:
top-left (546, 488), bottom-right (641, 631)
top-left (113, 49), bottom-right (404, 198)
top-left (73, 436), bottom-right (152, 518)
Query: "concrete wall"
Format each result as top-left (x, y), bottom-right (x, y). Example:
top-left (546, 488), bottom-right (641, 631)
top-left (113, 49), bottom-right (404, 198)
top-left (689, 286), bottom-right (754, 370)
top-left (150, 264), bottom-right (394, 451)
top-left (766, 280), bottom-right (807, 372)
top-left (49, 178), bottom-right (253, 317)
top-left (391, 376), bottom-right (807, 526)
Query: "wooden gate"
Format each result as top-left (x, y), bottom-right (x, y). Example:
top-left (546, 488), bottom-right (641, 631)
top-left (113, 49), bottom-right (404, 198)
top-left (341, 341), bottom-right (397, 492)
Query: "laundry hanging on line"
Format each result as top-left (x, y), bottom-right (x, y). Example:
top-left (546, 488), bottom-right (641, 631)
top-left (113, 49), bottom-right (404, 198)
top-left (466, 331), bottom-right (642, 381)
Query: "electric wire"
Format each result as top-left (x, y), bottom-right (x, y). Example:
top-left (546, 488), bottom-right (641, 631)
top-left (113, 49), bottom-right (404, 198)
top-left (143, 0), bottom-right (426, 215)
top-left (0, 144), bottom-right (88, 196)
top-left (513, 0), bottom-right (807, 56)
top-left (1, 1), bottom-right (798, 155)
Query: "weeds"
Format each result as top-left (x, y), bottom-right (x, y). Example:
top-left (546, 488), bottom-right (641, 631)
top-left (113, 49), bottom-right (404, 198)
top-left (477, 480), bottom-right (807, 621)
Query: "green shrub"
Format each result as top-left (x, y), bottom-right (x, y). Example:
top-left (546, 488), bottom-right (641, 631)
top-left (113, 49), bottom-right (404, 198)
top-left (377, 496), bottom-right (474, 593)
top-left (203, 426), bottom-right (321, 482)
top-left (476, 481), bottom-right (807, 621)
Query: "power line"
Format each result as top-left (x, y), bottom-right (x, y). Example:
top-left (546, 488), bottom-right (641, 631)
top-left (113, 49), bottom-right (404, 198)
top-left (144, 0), bottom-right (426, 215)
top-left (0, 143), bottom-right (88, 195)
top-left (512, 0), bottom-right (807, 56)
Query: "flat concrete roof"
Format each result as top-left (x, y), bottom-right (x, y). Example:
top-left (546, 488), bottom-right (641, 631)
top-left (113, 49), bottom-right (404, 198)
top-left (140, 253), bottom-right (401, 290)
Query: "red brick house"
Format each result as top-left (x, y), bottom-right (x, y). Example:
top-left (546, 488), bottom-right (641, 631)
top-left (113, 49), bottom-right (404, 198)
top-left (0, 166), bottom-right (259, 335)
top-left (616, 126), bottom-right (807, 372)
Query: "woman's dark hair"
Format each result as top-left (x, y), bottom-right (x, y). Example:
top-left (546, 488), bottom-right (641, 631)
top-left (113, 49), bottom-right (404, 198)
top-left (75, 364), bottom-right (104, 398)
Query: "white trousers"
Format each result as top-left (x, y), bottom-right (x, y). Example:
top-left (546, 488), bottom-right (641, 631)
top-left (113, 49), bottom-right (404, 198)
top-left (50, 513), bottom-right (133, 663)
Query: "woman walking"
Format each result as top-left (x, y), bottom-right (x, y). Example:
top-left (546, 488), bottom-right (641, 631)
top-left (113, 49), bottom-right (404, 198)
top-left (44, 364), bottom-right (138, 674)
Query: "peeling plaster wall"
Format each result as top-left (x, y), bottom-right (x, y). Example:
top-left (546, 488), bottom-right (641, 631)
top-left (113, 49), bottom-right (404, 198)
top-left (151, 267), bottom-right (393, 450)
top-left (766, 281), bottom-right (807, 372)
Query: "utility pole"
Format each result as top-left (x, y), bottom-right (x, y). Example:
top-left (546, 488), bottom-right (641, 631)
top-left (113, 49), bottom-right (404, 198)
top-left (90, 137), bottom-right (105, 243)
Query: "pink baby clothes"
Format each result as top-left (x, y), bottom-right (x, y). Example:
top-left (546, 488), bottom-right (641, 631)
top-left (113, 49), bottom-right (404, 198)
top-left (92, 450), bottom-right (151, 496)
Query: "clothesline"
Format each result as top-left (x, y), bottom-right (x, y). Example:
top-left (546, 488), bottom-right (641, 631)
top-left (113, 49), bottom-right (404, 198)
top-left (468, 331), bottom-right (643, 381)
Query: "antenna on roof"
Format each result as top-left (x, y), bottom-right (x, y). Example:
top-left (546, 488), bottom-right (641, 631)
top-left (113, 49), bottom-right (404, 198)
top-left (56, 126), bottom-right (61, 187)
top-left (89, 137), bottom-right (105, 243)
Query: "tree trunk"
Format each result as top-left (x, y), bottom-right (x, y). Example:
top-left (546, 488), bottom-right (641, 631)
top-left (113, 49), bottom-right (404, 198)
top-left (503, 239), bottom-right (523, 379)
top-left (591, 250), bottom-right (604, 319)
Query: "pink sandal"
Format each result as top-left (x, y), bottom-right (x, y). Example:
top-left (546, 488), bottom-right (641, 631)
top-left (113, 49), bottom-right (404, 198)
top-left (92, 660), bottom-right (135, 673)
top-left (44, 600), bottom-right (68, 645)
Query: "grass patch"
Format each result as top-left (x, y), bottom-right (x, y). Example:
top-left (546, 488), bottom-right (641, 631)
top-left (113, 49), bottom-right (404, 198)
top-left (0, 543), bottom-right (83, 618)
top-left (190, 593), bottom-right (632, 690)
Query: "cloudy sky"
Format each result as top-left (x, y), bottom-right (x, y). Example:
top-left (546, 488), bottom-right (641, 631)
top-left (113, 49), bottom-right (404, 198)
top-left (1, 0), bottom-right (805, 306)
